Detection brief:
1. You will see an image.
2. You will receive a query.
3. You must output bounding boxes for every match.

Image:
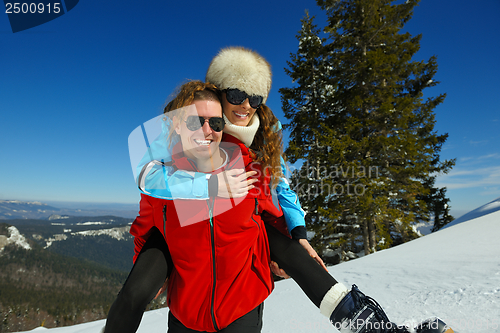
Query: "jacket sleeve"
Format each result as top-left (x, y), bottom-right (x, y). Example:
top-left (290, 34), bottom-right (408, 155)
top-left (138, 162), bottom-right (211, 200)
top-left (130, 194), bottom-right (154, 263)
top-left (272, 125), bottom-right (307, 234)
top-left (276, 156), bottom-right (307, 233)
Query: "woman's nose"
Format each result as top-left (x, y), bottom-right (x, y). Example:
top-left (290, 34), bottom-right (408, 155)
top-left (240, 98), bottom-right (251, 109)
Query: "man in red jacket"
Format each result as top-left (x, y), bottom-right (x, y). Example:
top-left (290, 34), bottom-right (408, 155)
top-left (128, 81), bottom-right (286, 333)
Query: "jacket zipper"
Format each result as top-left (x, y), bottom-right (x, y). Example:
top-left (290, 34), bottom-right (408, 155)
top-left (208, 198), bottom-right (219, 331)
top-left (252, 198), bottom-right (260, 228)
top-left (162, 205), bottom-right (167, 236)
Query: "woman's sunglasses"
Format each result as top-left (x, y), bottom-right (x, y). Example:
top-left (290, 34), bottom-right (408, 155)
top-left (184, 116), bottom-right (225, 132)
top-left (224, 88), bottom-right (263, 109)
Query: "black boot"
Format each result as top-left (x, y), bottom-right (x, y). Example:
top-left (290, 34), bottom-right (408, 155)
top-left (329, 285), bottom-right (409, 333)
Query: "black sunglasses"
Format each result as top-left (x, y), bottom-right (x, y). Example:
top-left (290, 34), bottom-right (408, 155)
top-left (224, 88), bottom-right (263, 109)
top-left (184, 116), bottom-right (225, 132)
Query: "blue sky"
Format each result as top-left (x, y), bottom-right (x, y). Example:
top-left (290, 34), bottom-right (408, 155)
top-left (1, 0), bottom-right (499, 219)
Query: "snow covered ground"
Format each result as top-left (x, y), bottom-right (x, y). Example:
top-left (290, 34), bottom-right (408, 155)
top-left (17, 197), bottom-right (500, 333)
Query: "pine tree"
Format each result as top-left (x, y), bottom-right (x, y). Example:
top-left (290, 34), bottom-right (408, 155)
top-left (280, 0), bottom-right (455, 257)
top-left (281, 12), bottom-right (333, 255)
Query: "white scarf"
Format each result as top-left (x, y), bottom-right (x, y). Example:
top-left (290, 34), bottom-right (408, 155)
top-left (222, 113), bottom-right (260, 147)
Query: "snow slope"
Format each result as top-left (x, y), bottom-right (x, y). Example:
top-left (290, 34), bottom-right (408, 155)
top-left (17, 203), bottom-right (500, 333)
top-left (443, 196), bottom-right (500, 229)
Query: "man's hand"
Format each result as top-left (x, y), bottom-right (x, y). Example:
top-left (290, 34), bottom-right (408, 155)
top-left (218, 169), bottom-right (258, 198)
top-left (154, 278), bottom-right (168, 300)
top-left (271, 261), bottom-right (290, 279)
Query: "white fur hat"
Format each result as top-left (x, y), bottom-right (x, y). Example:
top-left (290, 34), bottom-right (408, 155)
top-left (206, 47), bottom-right (272, 103)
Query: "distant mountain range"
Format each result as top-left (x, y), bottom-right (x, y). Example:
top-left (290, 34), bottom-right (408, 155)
top-left (0, 200), bottom-right (145, 271)
top-left (0, 210), bottom-right (167, 332)
top-left (0, 200), bottom-right (139, 220)
top-left (3, 214), bottom-right (136, 272)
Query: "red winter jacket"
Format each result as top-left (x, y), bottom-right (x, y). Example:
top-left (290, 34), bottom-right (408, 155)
top-left (129, 134), bottom-right (288, 332)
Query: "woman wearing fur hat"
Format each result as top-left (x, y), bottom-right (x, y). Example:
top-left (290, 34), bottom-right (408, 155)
top-left (117, 48), bottom-right (450, 333)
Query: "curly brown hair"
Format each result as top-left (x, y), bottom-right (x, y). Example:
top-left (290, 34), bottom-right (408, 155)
top-left (164, 80), bottom-right (221, 114)
top-left (250, 104), bottom-right (284, 187)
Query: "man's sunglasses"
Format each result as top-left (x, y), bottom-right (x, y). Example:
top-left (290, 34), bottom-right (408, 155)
top-left (224, 88), bottom-right (263, 109)
top-left (184, 116), bottom-right (225, 132)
